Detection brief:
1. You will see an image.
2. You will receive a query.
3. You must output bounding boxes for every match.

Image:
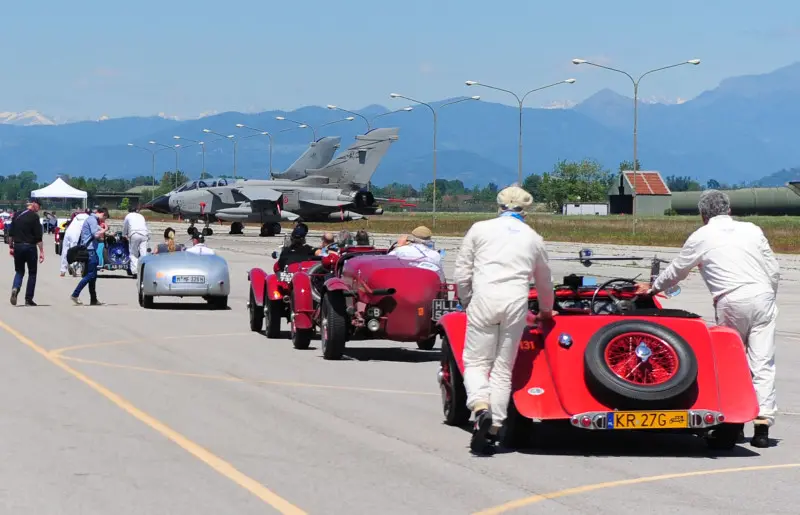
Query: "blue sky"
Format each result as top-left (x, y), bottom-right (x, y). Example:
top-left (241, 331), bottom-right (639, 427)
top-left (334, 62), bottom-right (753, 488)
top-left (2, 0), bottom-right (799, 120)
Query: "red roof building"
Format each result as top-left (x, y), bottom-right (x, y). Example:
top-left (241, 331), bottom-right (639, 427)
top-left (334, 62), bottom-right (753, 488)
top-left (608, 170), bottom-right (672, 216)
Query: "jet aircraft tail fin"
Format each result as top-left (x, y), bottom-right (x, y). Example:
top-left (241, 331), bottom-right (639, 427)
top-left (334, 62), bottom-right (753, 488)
top-left (271, 136), bottom-right (341, 180)
top-left (299, 128), bottom-right (399, 188)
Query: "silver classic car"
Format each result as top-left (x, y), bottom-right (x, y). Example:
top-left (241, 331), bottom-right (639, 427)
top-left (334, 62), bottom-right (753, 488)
top-left (137, 251), bottom-right (230, 308)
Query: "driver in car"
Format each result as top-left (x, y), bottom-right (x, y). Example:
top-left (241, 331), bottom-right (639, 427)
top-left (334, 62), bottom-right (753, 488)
top-left (277, 224), bottom-right (316, 269)
top-left (454, 186), bottom-right (554, 455)
top-left (637, 189), bottom-right (780, 448)
top-left (389, 226), bottom-right (444, 281)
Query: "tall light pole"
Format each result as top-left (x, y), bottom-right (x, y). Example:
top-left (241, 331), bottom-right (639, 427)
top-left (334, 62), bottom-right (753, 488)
top-left (319, 116), bottom-right (354, 131)
top-left (571, 58), bottom-right (700, 220)
top-left (389, 94), bottom-right (480, 228)
top-left (202, 129), bottom-right (237, 178)
top-left (127, 142), bottom-right (167, 200)
top-left (276, 116), bottom-right (316, 141)
top-left (465, 78), bottom-right (576, 185)
top-left (327, 105), bottom-right (371, 131)
top-left (235, 124), bottom-right (274, 176)
top-left (149, 140), bottom-right (180, 188)
top-left (370, 106), bottom-right (413, 126)
top-left (173, 135), bottom-right (207, 178)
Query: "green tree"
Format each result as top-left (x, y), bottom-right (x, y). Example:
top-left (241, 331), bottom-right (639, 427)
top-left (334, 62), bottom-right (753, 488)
top-left (665, 175), bottom-right (702, 192)
top-left (619, 159), bottom-right (642, 172)
top-left (706, 179), bottom-right (721, 189)
top-left (539, 159), bottom-right (614, 211)
top-left (522, 174), bottom-right (543, 201)
top-left (119, 197), bottom-right (130, 210)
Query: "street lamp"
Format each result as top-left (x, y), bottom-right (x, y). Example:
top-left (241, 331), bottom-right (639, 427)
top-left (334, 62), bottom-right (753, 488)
top-left (571, 58), bottom-right (700, 220)
top-left (370, 106), bottom-right (413, 125)
top-left (202, 129), bottom-right (238, 178)
top-left (389, 94), bottom-right (480, 228)
top-left (236, 124), bottom-right (274, 176)
top-left (173, 135), bottom-right (207, 178)
top-left (319, 116), bottom-right (355, 131)
top-left (327, 105), bottom-right (371, 132)
top-left (149, 140), bottom-right (180, 188)
top-left (465, 78), bottom-right (576, 185)
top-left (276, 116), bottom-right (317, 141)
top-left (127, 142), bottom-right (169, 200)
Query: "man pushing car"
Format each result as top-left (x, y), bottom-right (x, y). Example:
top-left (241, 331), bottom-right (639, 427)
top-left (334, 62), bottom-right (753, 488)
top-left (638, 189), bottom-right (780, 448)
top-left (454, 185), bottom-right (554, 455)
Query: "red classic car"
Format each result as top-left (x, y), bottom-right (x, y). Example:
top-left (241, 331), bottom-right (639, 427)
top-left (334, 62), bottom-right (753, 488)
top-left (436, 252), bottom-right (759, 451)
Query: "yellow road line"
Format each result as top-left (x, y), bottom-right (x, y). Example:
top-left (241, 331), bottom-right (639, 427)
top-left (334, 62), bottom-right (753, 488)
top-left (59, 355), bottom-right (438, 396)
top-left (49, 332), bottom-right (253, 357)
top-left (473, 463), bottom-right (800, 514)
top-left (0, 319), bottom-right (306, 515)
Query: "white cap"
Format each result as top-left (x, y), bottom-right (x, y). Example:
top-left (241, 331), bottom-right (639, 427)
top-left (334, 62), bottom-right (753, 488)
top-left (497, 186), bottom-right (533, 211)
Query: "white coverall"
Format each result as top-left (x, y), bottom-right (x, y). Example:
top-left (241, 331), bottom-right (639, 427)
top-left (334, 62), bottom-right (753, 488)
top-left (60, 213), bottom-right (89, 274)
top-left (653, 215), bottom-right (780, 426)
top-left (122, 212), bottom-right (150, 271)
top-left (389, 242), bottom-right (445, 281)
top-left (185, 243), bottom-right (216, 255)
top-left (454, 214), bottom-right (554, 427)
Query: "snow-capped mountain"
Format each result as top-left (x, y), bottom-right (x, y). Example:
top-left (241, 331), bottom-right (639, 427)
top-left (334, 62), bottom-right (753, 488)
top-left (0, 111), bottom-right (56, 126)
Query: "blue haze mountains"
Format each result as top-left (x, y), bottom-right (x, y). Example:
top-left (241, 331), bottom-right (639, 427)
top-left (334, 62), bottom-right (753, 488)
top-left (2, 62), bottom-right (800, 188)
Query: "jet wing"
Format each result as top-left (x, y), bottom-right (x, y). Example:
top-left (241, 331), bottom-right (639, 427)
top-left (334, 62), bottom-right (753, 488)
top-left (232, 186), bottom-right (284, 205)
top-left (299, 199), bottom-right (352, 208)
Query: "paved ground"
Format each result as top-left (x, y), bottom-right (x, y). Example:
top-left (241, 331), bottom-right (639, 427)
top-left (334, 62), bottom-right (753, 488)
top-left (1, 225), bottom-right (799, 514)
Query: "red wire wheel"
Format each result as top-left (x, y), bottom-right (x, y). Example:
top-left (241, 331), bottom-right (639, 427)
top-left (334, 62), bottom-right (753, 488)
top-left (603, 332), bottom-right (680, 386)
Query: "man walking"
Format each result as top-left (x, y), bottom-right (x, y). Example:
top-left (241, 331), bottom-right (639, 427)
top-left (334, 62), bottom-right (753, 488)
top-left (454, 186), bottom-right (554, 454)
top-left (9, 200), bottom-right (45, 306)
top-left (60, 210), bottom-right (89, 277)
top-left (122, 204), bottom-right (149, 276)
top-left (642, 189), bottom-right (780, 448)
top-left (70, 207), bottom-right (109, 306)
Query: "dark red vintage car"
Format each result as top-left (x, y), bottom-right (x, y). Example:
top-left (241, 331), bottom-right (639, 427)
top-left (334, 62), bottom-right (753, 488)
top-left (316, 250), bottom-right (458, 360)
top-left (436, 253), bottom-right (759, 451)
top-left (247, 244), bottom-right (386, 349)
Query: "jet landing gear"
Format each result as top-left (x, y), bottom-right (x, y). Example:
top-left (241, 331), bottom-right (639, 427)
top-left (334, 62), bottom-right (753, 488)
top-left (229, 222), bottom-right (244, 235)
top-left (259, 223), bottom-right (282, 237)
top-left (187, 222), bottom-right (214, 237)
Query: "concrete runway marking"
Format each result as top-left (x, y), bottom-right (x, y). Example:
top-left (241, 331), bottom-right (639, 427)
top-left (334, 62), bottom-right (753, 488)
top-left (49, 332), bottom-right (252, 357)
top-left (0, 319), bottom-right (307, 515)
top-left (472, 463), bottom-right (800, 514)
top-left (59, 355), bottom-right (439, 396)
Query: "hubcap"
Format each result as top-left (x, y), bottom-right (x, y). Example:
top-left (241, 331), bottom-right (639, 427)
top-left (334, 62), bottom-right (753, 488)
top-left (605, 332), bottom-right (680, 386)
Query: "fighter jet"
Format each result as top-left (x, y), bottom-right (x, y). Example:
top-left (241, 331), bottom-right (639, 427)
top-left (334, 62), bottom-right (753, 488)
top-left (271, 136), bottom-right (341, 179)
top-left (144, 127), bottom-right (399, 237)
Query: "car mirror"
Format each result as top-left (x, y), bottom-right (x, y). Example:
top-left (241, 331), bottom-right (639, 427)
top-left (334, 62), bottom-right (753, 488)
top-left (271, 251), bottom-right (278, 259)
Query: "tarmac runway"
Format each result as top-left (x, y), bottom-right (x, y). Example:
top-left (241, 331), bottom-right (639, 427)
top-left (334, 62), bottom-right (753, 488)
top-left (1, 226), bottom-right (799, 514)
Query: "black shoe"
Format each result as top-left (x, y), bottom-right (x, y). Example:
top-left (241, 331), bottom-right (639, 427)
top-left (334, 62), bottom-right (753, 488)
top-left (10, 288), bottom-right (18, 306)
top-left (737, 428), bottom-right (746, 443)
top-left (751, 424), bottom-right (769, 448)
top-left (470, 409), bottom-right (494, 455)
top-left (90, 300), bottom-right (104, 306)
top-left (25, 300), bottom-right (37, 306)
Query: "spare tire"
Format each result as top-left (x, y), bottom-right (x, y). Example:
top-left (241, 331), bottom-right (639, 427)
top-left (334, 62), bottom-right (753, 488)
top-left (584, 320), bottom-right (698, 404)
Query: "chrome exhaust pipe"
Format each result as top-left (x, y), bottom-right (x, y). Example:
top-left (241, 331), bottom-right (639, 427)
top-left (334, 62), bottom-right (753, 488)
top-left (437, 367), bottom-right (444, 385)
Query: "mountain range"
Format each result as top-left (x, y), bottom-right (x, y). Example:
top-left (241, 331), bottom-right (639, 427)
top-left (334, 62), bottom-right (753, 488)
top-left (2, 62), bottom-right (800, 188)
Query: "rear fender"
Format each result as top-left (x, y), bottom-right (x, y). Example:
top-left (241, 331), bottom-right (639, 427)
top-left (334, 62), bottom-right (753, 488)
top-left (249, 268), bottom-right (267, 306)
top-left (437, 312), bottom-right (467, 371)
top-left (511, 320), bottom-right (571, 420)
top-left (265, 273), bottom-right (284, 301)
top-left (324, 277), bottom-right (350, 294)
top-left (291, 273), bottom-right (315, 329)
top-left (708, 325), bottom-right (760, 422)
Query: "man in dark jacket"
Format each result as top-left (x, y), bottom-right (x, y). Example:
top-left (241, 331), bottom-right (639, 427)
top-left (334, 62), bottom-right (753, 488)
top-left (9, 200), bottom-right (45, 306)
top-left (277, 224), bottom-right (316, 269)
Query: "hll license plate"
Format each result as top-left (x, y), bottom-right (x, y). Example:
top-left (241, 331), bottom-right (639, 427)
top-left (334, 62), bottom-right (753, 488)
top-left (173, 275), bottom-right (206, 284)
top-left (607, 411), bottom-right (689, 429)
top-left (432, 299), bottom-right (461, 321)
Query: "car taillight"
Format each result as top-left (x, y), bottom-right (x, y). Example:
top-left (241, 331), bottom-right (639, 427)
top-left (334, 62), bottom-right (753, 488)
top-left (581, 416), bottom-right (592, 427)
top-left (704, 413), bottom-right (714, 424)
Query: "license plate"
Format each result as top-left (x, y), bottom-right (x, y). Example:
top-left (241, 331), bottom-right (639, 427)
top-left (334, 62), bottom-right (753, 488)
top-left (278, 272), bottom-right (293, 283)
top-left (607, 411), bottom-right (689, 429)
top-left (103, 264), bottom-right (127, 270)
top-left (432, 298), bottom-right (461, 321)
top-left (172, 275), bottom-right (206, 284)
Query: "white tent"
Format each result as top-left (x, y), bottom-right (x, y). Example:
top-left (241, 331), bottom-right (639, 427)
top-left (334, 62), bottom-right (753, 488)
top-left (31, 177), bottom-right (88, 209)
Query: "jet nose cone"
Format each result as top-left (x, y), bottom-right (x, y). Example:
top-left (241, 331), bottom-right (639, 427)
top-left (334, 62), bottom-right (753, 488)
top-left (144, 194), bottom-right (171, 214)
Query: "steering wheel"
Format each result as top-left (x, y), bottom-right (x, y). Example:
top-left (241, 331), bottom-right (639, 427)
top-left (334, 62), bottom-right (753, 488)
top-left (590, 278), bottom-right (639, 315)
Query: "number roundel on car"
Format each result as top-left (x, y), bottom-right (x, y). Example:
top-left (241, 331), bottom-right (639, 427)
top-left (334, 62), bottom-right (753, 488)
top-left (584, 320), bottom-right (698, 406)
